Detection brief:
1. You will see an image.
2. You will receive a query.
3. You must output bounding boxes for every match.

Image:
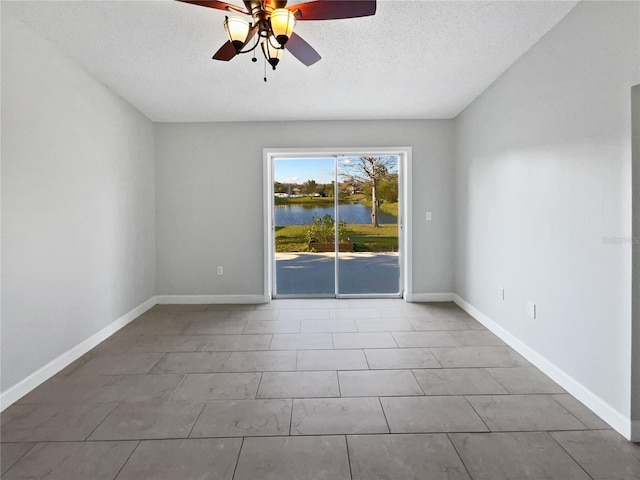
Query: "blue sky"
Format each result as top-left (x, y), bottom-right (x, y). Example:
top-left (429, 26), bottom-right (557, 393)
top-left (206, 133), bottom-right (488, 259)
top-left (274, 157), bottom-right (399, 184)
top-left (274, 158), bottom-right (335, 184)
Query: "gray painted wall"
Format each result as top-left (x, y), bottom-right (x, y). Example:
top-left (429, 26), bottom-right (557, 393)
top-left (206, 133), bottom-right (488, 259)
top-left (155, 120), bottom-right (455, 297)
top-left (1, 13), bottom-right (156, 392)
top-left (455, 1), bottom-right (639, 419)
top-left (632, 84), bottom-right (640, 427)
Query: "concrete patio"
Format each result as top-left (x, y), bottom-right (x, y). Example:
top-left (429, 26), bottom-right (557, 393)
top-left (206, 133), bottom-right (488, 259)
top-left (275, 252), bottom-right (400, 296)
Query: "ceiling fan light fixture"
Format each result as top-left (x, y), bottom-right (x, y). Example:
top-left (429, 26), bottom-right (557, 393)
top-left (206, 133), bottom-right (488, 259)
top-left (270, 8), bottom-right (296, 45)
top-left (224, 16), bottom-right (251, 51)
top-left (262, 36), bottom-right (283, 70)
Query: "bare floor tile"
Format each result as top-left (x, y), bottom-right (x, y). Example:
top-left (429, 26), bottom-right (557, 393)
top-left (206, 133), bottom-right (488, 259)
top-left (486, 367), bottom-right (565, 394)
top-left (551, 430), bottom-right (640, 480)
top-left (1, 403), bottom-right (117, 442)
top-left (450, 330), bottom-right (505, 346)
top-left (190, 399), bottom-right (291, 437)
top-left (118, 319), bottom-right (188, 337)
top-left (408, 317), bottom-right (479, 331)
top-left (467, 395), bottom-right (587, 431)
top-left (291, 397), bottom-right (388, 435)
top-left (16, 375), bottom-right (109, 404)
top-left (204, 334), bottom-right (272, 351)
top-left (150, 352), bottom-right (231, 374)
top-left (301, 319), bottom-right (357, 333)
top-left (339, 370), bottom-right (423, 397)
top-left (66, 352), bottom-right (164, 376)
top-left (430, 346), bottom-right (530, 367)
top-left (243, 320), bottom-right (301, 334)
top-left (115, 438), bottom-right (243, 480)
top-left (296, 349), bottom-right (368, 370)
top-left (221, 351), bottom-right (297, 372)
top-left (391, 331), bottom-right (459, 348)
top-left (381, 396), bottom-right (488, 433)
top-left (92, 374), bottom-right (184, 402)
top-left (365, 348), bottom-right (441, 369)
top-left (89, 401), bottom-right (204, 440)
top-left (552, 394), bottom-right (611, 429)
top-left (450, 432), bottom-right (591, 480)
top-left (278, 308), bottom-right (331, 320)
top-left (227, 309), bottom-right (280, 321)
top-left (234, 436), bottom-right (351, 480)
top-left (172, 372), bottom-right (261, 400)
top-left (270, 333), bottom-right (333, 350)
top-left (185, 318), bottom-right (247, 335)
top-left (1, 443), bottom-right (34, 475)
top-left (5, 301), bottom-right (634, 480)
top-left (330, 308), bottom-right (381, 319)
top-left (333, 332), bottom-right (397, 349)
top-left (1, 405), bottom-right (39, 427)
top-left (413, 368), bottom-right (507, 395)
top-left (355, 318), bottom-right (414, 332)
top-left (2, 441), bottom-right (137, 480)
top-left (348, 434), bottom-right (470, 480)
top-left (119, 335), bottom-right (211, 353)
top-left (257, 371), bottom-right (339, 398)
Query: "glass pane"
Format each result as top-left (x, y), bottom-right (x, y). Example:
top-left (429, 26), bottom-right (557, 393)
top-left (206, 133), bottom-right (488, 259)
top-left (337, 156), bottom-right (400, 295)
top-left (274, 158), bottom-right (336, 295)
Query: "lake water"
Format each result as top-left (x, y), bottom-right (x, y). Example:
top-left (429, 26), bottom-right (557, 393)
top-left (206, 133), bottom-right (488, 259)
top-left (275, 203), bottom-right (397, 225)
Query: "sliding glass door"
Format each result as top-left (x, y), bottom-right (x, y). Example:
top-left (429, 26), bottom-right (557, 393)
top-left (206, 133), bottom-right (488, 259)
top-left (272, 155), bottom-right (401, 298)
top-left (337, 156), bottom-right (400, 295)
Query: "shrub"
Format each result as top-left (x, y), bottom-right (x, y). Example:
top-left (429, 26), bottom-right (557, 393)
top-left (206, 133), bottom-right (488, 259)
top-left (305, 214), bottom-right (347, 244)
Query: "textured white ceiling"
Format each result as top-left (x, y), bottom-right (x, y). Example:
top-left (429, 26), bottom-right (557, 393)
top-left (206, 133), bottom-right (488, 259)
top-left (3, 0), bottom-right (577, 122)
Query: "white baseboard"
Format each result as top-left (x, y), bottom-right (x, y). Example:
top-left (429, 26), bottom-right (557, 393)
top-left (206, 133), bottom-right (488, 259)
top-left (453, 294), bottom-right (633, 441)
top-left (632, 421), bottom-right (640, 442)
top-left (0, 297), bottom-right (156, 411)
top-left (409, 293), bottom-right (455, 302)
top-left (155, 294), bottom-right (268, 304)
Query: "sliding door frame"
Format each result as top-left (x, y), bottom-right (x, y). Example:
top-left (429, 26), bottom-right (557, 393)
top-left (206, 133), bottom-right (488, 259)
top-left (263, 147), bottom-right (413, 302)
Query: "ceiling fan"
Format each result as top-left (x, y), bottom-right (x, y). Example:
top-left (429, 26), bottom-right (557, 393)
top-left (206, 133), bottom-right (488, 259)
top-left (177, 0), bottom-right (377, 70)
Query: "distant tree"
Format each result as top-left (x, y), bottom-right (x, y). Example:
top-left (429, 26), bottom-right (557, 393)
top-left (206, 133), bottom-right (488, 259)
top-left (377, 173), bottom-right (398, 203)
top-left (341, 156), bottom-right (397, 227)
top-left (274, 181), bottom-right (285, 193)
top-left (302, 179), bottom-right (318, 195)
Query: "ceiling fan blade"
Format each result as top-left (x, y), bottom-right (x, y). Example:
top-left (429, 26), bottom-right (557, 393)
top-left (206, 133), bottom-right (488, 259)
top-left (285, 32), bottom-right (321, 66)
top-left (212, 24), bottom-right (257, 61)
top-left (288, 0), bottom-right (376, 20)
top-left (212, 41), bottom-right (238, 61)
top-left (176, 0), bottom-right (248, 15)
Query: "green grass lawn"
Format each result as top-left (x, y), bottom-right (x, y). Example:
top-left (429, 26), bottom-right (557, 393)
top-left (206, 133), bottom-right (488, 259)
top-left (275, 224), bottom-right (399, 253)
top-left (274, 196), bottom-right (335, 206)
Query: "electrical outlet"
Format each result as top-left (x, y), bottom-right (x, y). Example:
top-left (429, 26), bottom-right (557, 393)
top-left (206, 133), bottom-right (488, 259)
top-left (425, 212), bottom-right (432, 221)
top-left (498, 287), bottom-right (504, 300)
top-left (217, 266), bottom-right (224, 276)
top-left (526, 301), bottom-right (536, 319)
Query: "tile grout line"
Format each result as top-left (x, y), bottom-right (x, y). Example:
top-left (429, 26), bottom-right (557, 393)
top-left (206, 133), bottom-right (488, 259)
top-left (546, 431), bottom-right (597, 480)
top-left (547, 394), bottom-right (589, 430)
top-left (344, 434), bottom-right (354, 480)
top-left (0, 441), bottom-right (38, 476)
top-left (410, 369), bottom-right (427, 396)
top-left (462, 395), bottom-right (491, 433)
top-left (111, 440), bottom-right (141, 480)
top-left (82, 402), bottom-right (120, 441)
top-left (231, 437), bottom-right (245, 479)
top-left (377, 396), bottom-right (392, 434)
top-left (186, 402), bottom-right (207, 439)
top-left (446, 433), bottom-right (475, 479)
top-left (168, 374), bottom-right (188, 402)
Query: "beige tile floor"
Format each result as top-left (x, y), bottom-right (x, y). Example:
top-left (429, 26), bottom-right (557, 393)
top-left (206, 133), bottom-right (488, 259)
top-left (2, 300), bottom-right (639, 479)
